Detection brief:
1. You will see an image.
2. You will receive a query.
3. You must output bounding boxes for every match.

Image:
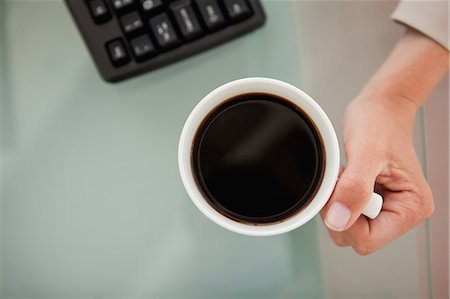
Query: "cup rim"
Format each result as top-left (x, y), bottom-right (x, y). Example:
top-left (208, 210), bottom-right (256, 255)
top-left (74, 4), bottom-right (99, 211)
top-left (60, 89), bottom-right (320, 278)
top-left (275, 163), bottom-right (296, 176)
top-left (178, 77), bottom-right (340, 236)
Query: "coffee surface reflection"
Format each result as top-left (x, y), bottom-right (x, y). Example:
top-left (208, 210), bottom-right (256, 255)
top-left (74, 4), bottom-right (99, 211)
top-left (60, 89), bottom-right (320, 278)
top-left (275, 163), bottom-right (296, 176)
top-left (192, 94), bottom-right (325, 224)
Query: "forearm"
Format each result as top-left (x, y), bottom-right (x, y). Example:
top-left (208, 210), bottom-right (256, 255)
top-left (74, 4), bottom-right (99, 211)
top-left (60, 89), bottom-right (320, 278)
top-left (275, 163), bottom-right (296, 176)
top-left (358, 29), bottom-right (449, 110)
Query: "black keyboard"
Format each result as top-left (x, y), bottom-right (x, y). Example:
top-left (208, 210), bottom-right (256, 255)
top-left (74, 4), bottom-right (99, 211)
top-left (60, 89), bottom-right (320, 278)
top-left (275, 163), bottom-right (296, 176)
top-left (65, 0), bottom-right (266, 82)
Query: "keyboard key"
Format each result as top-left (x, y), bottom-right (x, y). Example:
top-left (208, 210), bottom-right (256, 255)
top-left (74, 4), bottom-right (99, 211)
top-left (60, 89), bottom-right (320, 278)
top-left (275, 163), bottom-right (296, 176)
top-left (170, 1), bottom-right (203, 40)
top-left (139, 0), bottom-right (163, 12)
top-left (130, 34), bottom-right (157, 61)
top-left (223, 0), bottom-right (251, 21)
top-left (120, 11), bottom-right (144, 34)
top-left (106, 38), bottom-right (130, 66)
top-left (87, 0), bottom-right (111, 24)
top-left (111, 0), bottom-right (134, 11)
top-left (149, 13), bottom-right (181, 50)
top-left (195, 0), bottom-right (226, 30)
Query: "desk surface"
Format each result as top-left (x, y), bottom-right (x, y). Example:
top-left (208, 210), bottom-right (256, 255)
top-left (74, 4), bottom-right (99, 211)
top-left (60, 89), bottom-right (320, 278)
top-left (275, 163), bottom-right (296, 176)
top-left (0, 1), bottom-right (431, 298)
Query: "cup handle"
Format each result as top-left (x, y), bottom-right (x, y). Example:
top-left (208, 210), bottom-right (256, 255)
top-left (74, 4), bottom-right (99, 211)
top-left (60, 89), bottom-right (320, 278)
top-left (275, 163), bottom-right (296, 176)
top-left (362, 193), bottom-right (383, 219)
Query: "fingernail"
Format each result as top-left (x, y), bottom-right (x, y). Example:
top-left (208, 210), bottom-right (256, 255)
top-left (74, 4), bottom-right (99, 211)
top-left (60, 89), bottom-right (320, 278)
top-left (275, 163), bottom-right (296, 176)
top-left (325, 202), bottom-right (351, 231)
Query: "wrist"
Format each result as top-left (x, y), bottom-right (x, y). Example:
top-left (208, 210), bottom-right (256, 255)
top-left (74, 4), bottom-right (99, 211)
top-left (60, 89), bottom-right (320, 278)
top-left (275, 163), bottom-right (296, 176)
top-left (353, 89), bottom-right (418, 133)
top-left (357, 87), bottom-right (419, 114)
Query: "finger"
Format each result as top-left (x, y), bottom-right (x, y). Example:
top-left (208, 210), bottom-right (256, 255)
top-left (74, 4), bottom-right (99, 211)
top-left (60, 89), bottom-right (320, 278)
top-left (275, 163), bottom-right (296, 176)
top-left (320, 164), bottom-right (353, 247)
top-left (376, 166), bottom-right (420, 192)
top-left (339, 191), bottom-right (432, 255)
top-left (324, 225), bottom-right (351, 247)
top-left (323, 149), bottom-right (386, 231)
top-left (341, 210), bottom-right (407, 255)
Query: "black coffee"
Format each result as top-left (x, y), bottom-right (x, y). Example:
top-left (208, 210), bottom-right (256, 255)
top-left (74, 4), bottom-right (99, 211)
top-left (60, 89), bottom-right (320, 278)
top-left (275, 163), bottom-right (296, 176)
top-left (192, 93), bottom-right (325, 224)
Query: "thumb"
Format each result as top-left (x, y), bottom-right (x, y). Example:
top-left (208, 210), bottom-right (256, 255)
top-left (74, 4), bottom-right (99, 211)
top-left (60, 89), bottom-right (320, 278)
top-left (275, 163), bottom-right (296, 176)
top-left (324, 155), bottom-right (384, 232)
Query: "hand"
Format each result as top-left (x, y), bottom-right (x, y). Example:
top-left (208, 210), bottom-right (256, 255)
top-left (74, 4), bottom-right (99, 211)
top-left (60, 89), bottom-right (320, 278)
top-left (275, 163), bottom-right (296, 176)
top-left (319, 29), bottom-right (448, 255)
top-left (320, 96), bottom-right (434, 255)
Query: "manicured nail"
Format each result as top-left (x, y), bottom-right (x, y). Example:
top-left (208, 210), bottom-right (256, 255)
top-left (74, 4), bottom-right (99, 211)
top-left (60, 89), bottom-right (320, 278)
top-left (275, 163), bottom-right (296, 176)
top-left (325, 202), bottom-right (351, 231)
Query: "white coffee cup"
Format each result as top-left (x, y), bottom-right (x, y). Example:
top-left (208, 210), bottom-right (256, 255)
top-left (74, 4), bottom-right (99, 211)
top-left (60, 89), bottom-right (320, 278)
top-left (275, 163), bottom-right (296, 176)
top-left (178, 77), bottom-right (382, 236)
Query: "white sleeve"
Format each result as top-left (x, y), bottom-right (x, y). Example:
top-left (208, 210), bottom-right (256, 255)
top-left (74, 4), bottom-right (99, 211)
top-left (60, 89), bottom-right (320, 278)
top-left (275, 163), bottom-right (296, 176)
top-left (391, 1), bottom-right (449, 50)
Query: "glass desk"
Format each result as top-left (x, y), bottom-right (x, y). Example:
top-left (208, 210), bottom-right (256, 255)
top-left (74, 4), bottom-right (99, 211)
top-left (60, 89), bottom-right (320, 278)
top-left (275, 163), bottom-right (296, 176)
top-left (0, 1), bottom-right (432, 298)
